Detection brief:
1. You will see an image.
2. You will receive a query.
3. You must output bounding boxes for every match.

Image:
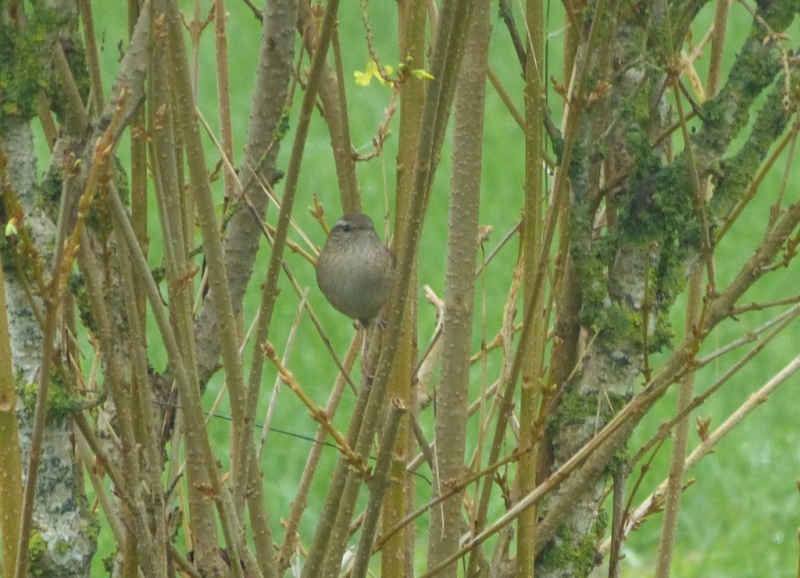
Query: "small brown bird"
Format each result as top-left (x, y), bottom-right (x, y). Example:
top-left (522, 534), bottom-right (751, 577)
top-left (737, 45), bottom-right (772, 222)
top-left (316, 213), bottom-right (394, 327)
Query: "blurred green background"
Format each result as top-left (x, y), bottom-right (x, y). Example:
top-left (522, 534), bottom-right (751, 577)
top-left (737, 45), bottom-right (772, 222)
top-left (32, 1), bottom-right (800, 575)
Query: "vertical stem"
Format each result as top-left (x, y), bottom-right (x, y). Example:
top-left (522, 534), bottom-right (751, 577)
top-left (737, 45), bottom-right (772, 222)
top-left (151, 8), bottom-right (224, 570)
top-left (214, 0), bottom-right (236, 204)
top-left (380, 1), bottom-right (426, 575)
top-left (128, 0), bottom-right (148, 338)
top-left (517, 0), bottom-right (545, 573)
top-left (656, 6), bottom-right (727, 571)
top-left (115, 237), bottom-right (169, 576)
top-left (562, 0), bottom-right (579, 83)
top-left (164, 0), bottom-right (249, 516)
top-left (350, 399), bottom-right (407, 578)
top-left (426, 0), bottom-right (490, 573)
top-left (319, 25), bottom-right (360, 213)
top-left (13, 172), bottom-right (72, 578)
top-left (78, 0), bottom-right (104, 111)
top-left (654, 267), bottom-right (700, 578)
top-left (707, 0), bottom-right (730, 97)
top-left (0, 261), bottom-right (23, 578)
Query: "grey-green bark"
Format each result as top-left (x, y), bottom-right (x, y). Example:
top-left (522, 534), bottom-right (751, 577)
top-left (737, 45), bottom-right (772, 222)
top-left (537, 2), bottom-right (800, 576)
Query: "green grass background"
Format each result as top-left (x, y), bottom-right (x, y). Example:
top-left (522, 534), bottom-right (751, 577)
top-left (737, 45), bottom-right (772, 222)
top-left (36, 1), bottom-right (800, 575)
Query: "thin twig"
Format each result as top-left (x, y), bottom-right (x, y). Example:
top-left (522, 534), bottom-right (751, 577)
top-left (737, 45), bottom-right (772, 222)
top-left (264, 342), bottom-right (366, 473)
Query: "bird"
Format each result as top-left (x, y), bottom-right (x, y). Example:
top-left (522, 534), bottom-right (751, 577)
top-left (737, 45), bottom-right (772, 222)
top-left (315, 213), bottom-right (395, 327)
